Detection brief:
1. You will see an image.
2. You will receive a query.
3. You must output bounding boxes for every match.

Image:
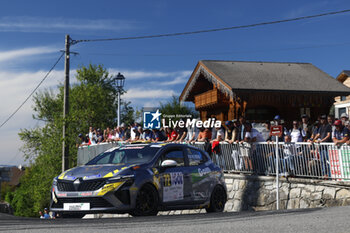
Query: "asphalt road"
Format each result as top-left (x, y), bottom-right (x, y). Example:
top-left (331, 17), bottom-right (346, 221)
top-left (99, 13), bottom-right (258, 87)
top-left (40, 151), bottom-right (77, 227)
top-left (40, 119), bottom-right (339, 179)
top-left (1, 206), bottom-right (350, 233)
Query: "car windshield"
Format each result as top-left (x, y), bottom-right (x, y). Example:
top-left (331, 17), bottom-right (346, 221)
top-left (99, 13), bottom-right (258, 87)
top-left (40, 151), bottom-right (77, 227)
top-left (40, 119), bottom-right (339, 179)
top-left (86, 146), bottom-right (160, 165)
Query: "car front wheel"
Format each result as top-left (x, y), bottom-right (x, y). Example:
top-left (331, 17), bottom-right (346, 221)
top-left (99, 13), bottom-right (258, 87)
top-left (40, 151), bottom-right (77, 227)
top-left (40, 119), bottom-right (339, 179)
top-left (131, 183), bottom-right (159, 217)
top-left (206, 185), bottom-right (226, 213)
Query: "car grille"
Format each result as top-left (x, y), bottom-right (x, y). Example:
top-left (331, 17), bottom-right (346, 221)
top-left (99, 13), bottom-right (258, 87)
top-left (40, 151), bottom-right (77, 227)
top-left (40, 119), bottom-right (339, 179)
top-left (57, 179), bottom-right (106, 191)
top-left (51, 197), bottom-right (113, 209)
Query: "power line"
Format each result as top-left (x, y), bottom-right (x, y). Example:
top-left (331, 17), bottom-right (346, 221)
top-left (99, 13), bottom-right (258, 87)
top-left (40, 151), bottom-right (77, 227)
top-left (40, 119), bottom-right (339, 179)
top-left (80, 41), bottom-right (350, 57)
top-left (0, 52), bottom-right (65, 129)
top-left (72, 9), bottom-right (350, 44)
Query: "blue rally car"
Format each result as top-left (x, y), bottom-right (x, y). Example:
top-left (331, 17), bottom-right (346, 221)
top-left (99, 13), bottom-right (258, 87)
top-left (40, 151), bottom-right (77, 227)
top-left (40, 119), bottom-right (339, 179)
top-left (50, 143), bottom-right (227, 217)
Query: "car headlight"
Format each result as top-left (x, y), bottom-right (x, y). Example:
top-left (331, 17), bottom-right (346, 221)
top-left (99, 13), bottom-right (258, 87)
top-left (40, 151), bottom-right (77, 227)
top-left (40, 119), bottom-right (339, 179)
top-left (107, 174), bottom-right (134, 185)
top-left (52, 177), bottom-right (58, 186)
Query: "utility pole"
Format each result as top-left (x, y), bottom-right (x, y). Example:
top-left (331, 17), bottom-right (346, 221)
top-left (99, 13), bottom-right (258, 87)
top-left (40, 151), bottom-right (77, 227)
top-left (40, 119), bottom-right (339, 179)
top-left (62, 34), bottom-right (70, 172)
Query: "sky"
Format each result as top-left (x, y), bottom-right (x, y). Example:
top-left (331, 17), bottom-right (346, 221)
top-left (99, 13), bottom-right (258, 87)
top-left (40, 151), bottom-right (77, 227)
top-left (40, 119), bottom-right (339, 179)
top-left (0, 0), bottom-right (350, 166)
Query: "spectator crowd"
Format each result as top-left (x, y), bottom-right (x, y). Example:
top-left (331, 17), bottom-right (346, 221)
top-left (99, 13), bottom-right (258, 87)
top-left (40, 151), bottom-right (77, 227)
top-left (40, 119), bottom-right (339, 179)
top-left (76, 113), bottom-right (350, 146)
top-left (77, 113), bottom-right (350, 179)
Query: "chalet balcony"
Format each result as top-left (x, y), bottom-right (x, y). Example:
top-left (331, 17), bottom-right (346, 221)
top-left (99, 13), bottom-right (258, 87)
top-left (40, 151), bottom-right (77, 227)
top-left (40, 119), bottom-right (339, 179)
top-left (194, 89), bottom-right (229, 109)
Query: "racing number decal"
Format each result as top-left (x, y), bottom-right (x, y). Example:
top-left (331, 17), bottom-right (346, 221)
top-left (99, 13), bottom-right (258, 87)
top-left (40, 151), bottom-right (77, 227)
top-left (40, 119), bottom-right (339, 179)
top-left (163, 174), bottom-right (171, 187)
top-left (163, 172), bottom-right (184, 202)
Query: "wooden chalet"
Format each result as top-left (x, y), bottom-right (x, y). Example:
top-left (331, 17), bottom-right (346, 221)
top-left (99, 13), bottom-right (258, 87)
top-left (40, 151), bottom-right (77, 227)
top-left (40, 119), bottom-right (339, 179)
top-left (180, 60), bottom-right (350, 123)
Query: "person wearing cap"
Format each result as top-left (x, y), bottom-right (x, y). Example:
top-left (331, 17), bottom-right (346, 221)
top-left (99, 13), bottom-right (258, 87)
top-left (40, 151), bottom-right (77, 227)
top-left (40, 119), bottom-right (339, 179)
top-left (309, 119), bottom-right (320, 142)
top-left (43, 208), bottom-right (50, 219)
top-left (340, 113), bottom-right (349, 125)
top-left (314, 115), bottom-right (332, 177)
top-left (76, 133), bottom-right (84, 147)
top-left (314, 115), bottom-right (332, 143)
top-left (267, 115), bottom-right (287, 142)
top-left (273, 115), bottom-right (281, 125)
top-left (96, 128), bottom-right (104, 143)
top-left (301, 114), bottom-right (313, 141)
top-left (332, 120), bottom-right (349, 146)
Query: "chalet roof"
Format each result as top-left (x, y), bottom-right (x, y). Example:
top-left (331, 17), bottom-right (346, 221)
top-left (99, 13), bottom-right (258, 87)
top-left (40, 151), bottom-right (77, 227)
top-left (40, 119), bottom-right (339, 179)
top-left (343, 70), bottom-right (350, 76)
top-left (180, 60), bottom-right (350, 101)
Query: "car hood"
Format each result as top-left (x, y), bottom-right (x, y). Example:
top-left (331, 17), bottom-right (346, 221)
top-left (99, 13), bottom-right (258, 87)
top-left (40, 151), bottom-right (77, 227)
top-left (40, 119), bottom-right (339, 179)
top-left (58, 164), bottom-right (133, 181)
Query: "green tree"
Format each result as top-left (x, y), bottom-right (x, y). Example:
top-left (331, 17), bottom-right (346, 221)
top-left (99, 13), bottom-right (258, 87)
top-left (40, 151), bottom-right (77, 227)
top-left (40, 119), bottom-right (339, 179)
top-left (121, 100), bottom-right (135, 126)
top-left (159, 95), bottom-right (198, 121)
top-left (9, 64), bottom-right (133, 217)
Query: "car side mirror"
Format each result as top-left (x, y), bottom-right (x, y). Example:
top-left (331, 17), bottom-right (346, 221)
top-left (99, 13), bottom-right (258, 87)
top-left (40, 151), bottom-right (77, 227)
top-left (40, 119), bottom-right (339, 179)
top-left (161, 159), bottom-right (178, 168)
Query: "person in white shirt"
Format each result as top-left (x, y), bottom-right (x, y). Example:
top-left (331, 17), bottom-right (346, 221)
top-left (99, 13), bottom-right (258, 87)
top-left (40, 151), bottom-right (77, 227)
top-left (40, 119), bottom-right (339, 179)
top-left (242, 122), bottom-right (264, 172)
top-left (289, 120), bottom-right (305, 142)
top-left (244, 123), bottom-right (265, 143)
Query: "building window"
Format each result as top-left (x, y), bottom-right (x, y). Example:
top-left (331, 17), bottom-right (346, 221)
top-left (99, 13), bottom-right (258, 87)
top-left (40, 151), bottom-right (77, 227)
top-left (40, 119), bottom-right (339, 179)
top-left (341, 96), bottom-right (347, 101)
top-left (339, 108), bottom-right (346, 118)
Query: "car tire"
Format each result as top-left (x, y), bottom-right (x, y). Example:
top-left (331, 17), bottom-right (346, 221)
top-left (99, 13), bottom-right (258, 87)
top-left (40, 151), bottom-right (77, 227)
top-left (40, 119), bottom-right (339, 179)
top-left (131, 183), bottom-right (159, 217)
top-left (206, 185), bottom-right (226, 213)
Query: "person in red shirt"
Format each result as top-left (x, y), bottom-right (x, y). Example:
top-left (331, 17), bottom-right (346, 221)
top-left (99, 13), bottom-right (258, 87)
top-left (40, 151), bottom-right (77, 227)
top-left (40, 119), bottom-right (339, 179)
top-left (166, 127), bottom-right (178, 142)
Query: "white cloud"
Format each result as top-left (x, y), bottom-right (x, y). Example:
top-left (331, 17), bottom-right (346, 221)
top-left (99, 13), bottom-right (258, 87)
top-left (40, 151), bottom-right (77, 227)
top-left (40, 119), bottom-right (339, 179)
top-left (109, 69), bottom-right (191, 83)
top-left (0, 46), bottom-right (58, 63)
top-left (157, 71), bottom-right (191, 86)
top-left (124, 88), bottom-right (178, 99)
top-left (0, 67), bottom-right (187, 165)
top-left (0, 16), bottom-right (138, 33)
top-left (109, 69), bottom-right (179, 80)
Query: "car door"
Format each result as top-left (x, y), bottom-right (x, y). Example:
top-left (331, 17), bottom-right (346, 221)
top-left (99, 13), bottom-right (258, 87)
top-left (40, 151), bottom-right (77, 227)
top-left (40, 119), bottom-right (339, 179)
top-left (186, 147), bottom-right (212, 203)
top-left (156, 147), bottom-right (192, 206)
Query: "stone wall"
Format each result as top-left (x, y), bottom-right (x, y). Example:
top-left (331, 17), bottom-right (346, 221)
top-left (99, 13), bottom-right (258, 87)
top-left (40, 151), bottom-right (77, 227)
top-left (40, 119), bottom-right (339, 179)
top-left (224, 174), bottom-right (350, 212)
top-left (87, 174), bottom-right (350, 218)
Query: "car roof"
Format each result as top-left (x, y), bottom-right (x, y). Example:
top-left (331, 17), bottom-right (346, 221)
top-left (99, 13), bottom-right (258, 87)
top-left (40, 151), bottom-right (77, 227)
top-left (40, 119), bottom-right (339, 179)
top-left (107, 143), bottom-right (203, 153)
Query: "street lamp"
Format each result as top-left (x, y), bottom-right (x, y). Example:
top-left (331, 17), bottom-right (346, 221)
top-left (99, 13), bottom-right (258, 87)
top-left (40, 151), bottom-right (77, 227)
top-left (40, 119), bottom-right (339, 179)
top-left (114, 72), bottom-right (125, 127)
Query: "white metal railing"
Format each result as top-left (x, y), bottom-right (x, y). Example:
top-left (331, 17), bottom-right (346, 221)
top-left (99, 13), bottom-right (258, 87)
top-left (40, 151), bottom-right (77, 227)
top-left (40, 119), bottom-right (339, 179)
top-left (77, 141), bottom-right (350, 181)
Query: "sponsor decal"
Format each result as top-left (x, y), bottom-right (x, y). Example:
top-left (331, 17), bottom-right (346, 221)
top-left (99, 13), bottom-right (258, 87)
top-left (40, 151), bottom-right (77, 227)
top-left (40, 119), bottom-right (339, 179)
top-left (198, 167), bottom-right (211, 177)
top-left (64, 175), bottom-right (77, 181)
top-left (97, 182), bottom-right (124, 196)
top-left (58, 172), bottom-right (67, 180)
top-left (83, 174), bottom-right (101, 180)
top-left (193, 191), bottom-right (206, 200)
top-left (57, 193), bottom-right (67, 197)
top-left (163, 172), bottom-right (184, 202)
top-left (79, 192), bottom-right (93, 197)
top-left (152, 168), bottom-right (159, 175)
top-left (104, 168), bottom-right (120, 178)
